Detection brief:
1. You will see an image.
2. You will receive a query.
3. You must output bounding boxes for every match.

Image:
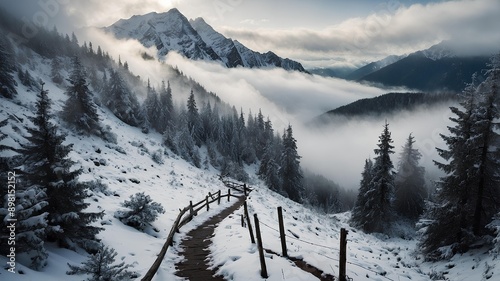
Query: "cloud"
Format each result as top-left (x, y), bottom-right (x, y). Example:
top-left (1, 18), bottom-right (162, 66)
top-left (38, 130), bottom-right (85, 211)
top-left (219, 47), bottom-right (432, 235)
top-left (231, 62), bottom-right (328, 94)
top-left (61, 0), bottom-right (177, 27)
top-left (220, 0), bottom-right (500, 66)
top-left (162, 53), bottom-right (453, 189)
top-left (163, 52), bottom-right (388, 123)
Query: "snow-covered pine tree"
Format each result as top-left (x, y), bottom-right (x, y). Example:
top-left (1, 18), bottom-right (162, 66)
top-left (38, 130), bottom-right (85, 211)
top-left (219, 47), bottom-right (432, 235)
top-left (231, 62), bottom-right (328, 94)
top-left (0, 120), bottom-right (48, 270)
top-left (117, 192), bottom-right (165, 231)
top-left (258, 139), bottom-right (282, 192)
top-left (1, 118), bottom-right (48, 270)
top-left (141, 80), bottom-right (161, 133)
top-left (419, 75), bottom-right (484, 259)
top-left (394, 134), bottom-right (427, 221)
top-left (18, 85), bottom-right (103, 252)
top-left (258, 118), bottom-right (282, 192)
top-left (0, 34), bottom-right (17, 98)
top-left (354, 122), bottom-right (395, 233)
top-left (470, 54), bottom-right (500, 236)
top-left (103, 70), bottom-right (142, 126)
top-left (158, 80), bottom-right (174, 134)
top-left (279, 125), bottom-right (304, 203)
top-left (176, 109), bottom-right (201, 168)
top-left (50, 57), bottom-right (64, 85)
top-left (200, 101), bottom-right (214, 143)
top-left (0, 118), bottom-right (11, 169)
top-left (62, 56), bottom-right (102, 135)
top-left (350, 158), bottom-right (374, 228)
top-left (254, 110), bottom-right (266, 159)
top-left (2, 177), bottom-right (49, 270)
top-left (67, 245), bottom-right (134, 281)
top-left (186, 89), bottom-right (202, 146)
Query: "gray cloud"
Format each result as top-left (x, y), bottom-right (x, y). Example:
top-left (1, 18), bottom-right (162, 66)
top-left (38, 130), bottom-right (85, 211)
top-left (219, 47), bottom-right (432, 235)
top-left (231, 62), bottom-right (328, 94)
top-left (163, 53), bottom-right (451, 189)
top-left (220, 0), bottom-right (500, 67)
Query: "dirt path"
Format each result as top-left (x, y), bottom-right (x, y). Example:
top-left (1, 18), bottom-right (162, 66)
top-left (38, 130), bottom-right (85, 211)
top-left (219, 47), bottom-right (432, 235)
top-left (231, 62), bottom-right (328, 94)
top-left (175, 196), bottom-right (245, 281)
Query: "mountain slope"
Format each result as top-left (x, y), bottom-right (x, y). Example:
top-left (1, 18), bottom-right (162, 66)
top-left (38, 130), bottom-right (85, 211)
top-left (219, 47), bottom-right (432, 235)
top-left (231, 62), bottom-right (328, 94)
top-left (189, 17), bottom-right (244, 68)
top-left (313, 92), bottom-right (456, 125)
top-left (346, 55), bottom-right (406, 81)
top-left (357, 42), bottom-right (490, 92)
top-left (104, 9), bottom-right (307, 73)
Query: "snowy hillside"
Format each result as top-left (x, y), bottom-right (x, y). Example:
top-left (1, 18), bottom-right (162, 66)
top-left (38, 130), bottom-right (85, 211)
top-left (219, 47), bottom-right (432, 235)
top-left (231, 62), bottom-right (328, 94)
top-left (1, 50), bottom-right (499, 281)
top-left (104, 8), bottom-right (307, 72)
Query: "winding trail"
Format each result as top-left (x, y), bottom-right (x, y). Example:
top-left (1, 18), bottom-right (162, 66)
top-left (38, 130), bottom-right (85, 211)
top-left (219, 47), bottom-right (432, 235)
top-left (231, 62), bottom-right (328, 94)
top-left (175, 196), bottom-right (245, 280)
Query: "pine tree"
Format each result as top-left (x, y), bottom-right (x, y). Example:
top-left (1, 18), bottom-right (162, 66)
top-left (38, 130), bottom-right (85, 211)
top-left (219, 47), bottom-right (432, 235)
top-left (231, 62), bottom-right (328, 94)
top-left (279, 125), bottom-right (303, 202)
top-left (103, 70), bottom-right (142, 126)
top-left (67, 245), bottom-right (134, 281)
top-left (158, 80), bottom-right (174, 133)
top-left (18, 85), bottom-right (103, 252)
top-left (350, 158), bottom-right (374, 227)
top-left (0, 35), bottom-right (17, 98)
top-left (117, 192), bottom-right (165, 231)
top-left (352, 122), bottom-right (395, 233)
top-left (176, 110), bottom-right (201, 167)
top-left (62, 56), bottom-right (102, 135)
top-left (50, 57), bottom-right (64, 85)
top-left (470, 55), bottom-right (500, 236)
top-left (259, 138), bottom-right (282, 192)
top-left (0, 121), bottom-right (49, 270)
top-left (142, 80), bottom-right (161, 132)
top-left (418, 64), bottom-right (500, 259)
top-left (394, 134), bottom-right (427, 221)
top-left (186, 90), bottom-right (202, 146)
top-left (3, 178), bottom-right (49, 270)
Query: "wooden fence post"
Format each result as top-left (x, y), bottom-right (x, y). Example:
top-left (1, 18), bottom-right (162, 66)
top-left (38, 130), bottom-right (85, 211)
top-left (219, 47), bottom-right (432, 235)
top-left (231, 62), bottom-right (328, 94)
top-left (277, 206), bottom-right (288, 258)
top-left (206, 195), bottom-right (209, 211)
top-left (339, 228), bottom-right (348, 281)
top-left (244, 201), bottom-right (255, 244)
top-left (241, 214), bottom-right (244, 227)
top-left (218, 190), bottom-right (221, 205)
top-left (254, 214), bottom-right (268, 278)
top-left (189, 201), bottom-right (194, 219)
top-left (228, 189), bottom-right (231, 202)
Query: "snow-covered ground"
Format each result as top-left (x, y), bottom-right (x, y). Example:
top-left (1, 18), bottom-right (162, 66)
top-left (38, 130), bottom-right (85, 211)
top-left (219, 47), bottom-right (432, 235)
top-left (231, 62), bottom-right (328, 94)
top-left (1, 52), bottom-right (499, 281)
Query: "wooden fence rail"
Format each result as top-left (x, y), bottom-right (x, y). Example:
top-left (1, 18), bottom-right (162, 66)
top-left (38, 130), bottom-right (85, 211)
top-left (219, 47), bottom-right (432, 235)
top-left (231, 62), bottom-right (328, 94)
top-left (141, 188), bottom-right (244, 281)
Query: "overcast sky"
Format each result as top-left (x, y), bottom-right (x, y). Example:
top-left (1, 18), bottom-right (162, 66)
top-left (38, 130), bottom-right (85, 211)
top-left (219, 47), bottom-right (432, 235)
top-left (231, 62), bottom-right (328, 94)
top-left (2, 0), bottom-right (499, 67)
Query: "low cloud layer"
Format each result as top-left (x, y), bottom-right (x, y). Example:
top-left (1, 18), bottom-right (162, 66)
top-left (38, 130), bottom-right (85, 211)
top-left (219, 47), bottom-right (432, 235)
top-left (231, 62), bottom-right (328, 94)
top-left (164, 53), bottom-right (453, 189)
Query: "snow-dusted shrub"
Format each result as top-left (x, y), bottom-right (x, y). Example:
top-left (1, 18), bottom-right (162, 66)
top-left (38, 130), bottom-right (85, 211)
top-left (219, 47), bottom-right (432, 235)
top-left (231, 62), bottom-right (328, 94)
top-left (67, 245), bottom-right (134, 281)
top-left (116, 192), bottom-right (165, 231)
top-left (87, 180), bottom-right (111, 196)
top-left (100, 125), bottom-right (117, 144)
top-left (151, 149), bottom-right (164, 164)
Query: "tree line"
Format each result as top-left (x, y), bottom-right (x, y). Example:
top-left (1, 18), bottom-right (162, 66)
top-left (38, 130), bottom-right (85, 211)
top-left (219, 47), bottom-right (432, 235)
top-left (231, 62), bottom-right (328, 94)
top-left (350, 53), bottom-right (500, 260)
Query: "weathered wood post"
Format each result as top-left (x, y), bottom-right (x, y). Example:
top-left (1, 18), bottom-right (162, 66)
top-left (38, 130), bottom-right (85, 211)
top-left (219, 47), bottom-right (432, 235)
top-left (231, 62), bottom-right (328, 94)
top-left (189, 200), bottom-right (194, 220)
top-left (228, 188), bottom-right (231, 202)
top-left (206, 195), bottom-right (209, 211)
top-left (254, 214), bottom-right (268, 278)
top-left (217, 190), bottom-right (221, 205)
top-left (244, 183), bottom-right (247, 196)
top-left (339, 228), bottom-right (348, 281)
top-left (244, 200), bottom-right (255, 244)
top-left (277, 206), bottom-right (288, 257)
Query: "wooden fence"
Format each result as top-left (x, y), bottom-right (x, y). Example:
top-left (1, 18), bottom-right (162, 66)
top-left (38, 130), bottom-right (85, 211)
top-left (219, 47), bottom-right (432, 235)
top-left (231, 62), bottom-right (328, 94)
top-left (141, 187), bottom-right (245, 281)
top-left (247, 206), bottom-right (348, 281)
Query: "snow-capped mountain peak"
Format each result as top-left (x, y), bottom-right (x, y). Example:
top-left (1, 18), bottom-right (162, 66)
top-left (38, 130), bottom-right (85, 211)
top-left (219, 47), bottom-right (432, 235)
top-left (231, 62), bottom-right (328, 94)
top-left (104, 9), bottom-right (220, 61)
top-left (416, 41), bottom-right (456, 61)
top-left (104, 8), bottom-right (307, 72)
